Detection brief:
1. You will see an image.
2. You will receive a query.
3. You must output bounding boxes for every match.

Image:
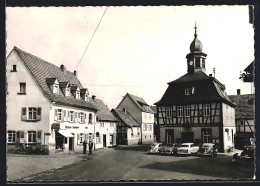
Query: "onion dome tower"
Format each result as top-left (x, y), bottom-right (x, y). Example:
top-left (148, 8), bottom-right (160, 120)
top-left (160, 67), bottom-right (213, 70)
top-left (186, 23), bottom-right (207, 74)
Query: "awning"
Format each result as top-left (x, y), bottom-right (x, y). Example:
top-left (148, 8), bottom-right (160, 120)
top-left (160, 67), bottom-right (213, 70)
top-left (58, 130), bottom-right (74, 137)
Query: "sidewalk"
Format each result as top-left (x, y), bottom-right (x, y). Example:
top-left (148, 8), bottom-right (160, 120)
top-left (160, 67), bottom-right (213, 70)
top-left (7, 147), bottom-right (111, 182)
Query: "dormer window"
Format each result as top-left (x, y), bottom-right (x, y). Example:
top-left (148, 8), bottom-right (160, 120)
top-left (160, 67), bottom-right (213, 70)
top-left (65, 88), bottom-right (70, 97)
top-left (185, 87), bottom-right (195, 95)
top-left (53, 84), bottom-right (59, 94)
top-left (76, 91), bottom-right (80, 99)
top-left (85, 94), bottom-right (89, 102)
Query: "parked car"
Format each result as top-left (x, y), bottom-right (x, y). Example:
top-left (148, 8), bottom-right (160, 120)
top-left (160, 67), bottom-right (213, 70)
top-left (198, 143), bottom-right (217, 156)
top-left (232, 145), bottom-right (254, 164)
top-left (147, 143), bottom-right (165, 154)
top-left (177, 143), bottom-right (199, 155)
top-left (158, 143), bottom-right (178, 155)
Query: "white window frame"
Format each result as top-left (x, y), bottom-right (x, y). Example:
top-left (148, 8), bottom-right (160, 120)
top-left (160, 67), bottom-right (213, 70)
top-left (185, 88), bottom-right (190, 95)
top-left (57, 109), bottom-right (62, 121)
top-left (177, 106), bottom-right (183, 117)
top-left (28, 107), bottom-right (37, 120)
top-left (28, 131), bottom-right (37, 143)
top-left (19, 83), bottom-right (26, 94)
top-left (166, 107), bottom-right (172, 118)
top-left (7, 131), bottom-right (16, 143)
top-left (203, 104), bottom-right (210, 116)
top-left (85, 94), bottom-right (89, 102)
top-left (202, 129), bottom-right (211, 143)
top-left (76, 91), bottom-right (80, 99)
top-left (79, 112), bottom-right (84, 123)
top-left (70, 111), bottom-right (74, 122)
top-left (53, 84), bottom-right (59, 94)
top-left (184, 105), bottom-right (190, 117)
top-left (65, 88), bottom-right (70, 97)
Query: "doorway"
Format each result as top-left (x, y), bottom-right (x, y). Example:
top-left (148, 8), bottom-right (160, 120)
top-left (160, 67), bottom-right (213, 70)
top-left (181, 132), bottom-right (194, 143)
top-left (69, 137), bottom-right (74, 151)
top-left (165, 129), bottom-right (174, 144)
top-left (103, 135), bottom-right (107, 147)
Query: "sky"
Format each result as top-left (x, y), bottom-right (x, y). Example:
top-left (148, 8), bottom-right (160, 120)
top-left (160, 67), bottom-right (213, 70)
top-left (6, 6), bottom-right (254, 110)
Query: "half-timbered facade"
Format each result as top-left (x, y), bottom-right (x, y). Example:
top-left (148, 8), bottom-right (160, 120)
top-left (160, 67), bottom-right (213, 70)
top-left (111, 109), bottom-right (141, 145)
top-left (154, 26), bottom-right (236, 152)
top-left (229, 90), bottom-right (255, 149)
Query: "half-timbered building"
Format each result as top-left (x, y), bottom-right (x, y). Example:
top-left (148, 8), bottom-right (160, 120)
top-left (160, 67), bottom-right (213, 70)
top-left (229, 90), bottom-right (255, 150)
top-left (111, 109), bottom-right (141, 145)
top-left (154, 26), bottom-right (236, 152)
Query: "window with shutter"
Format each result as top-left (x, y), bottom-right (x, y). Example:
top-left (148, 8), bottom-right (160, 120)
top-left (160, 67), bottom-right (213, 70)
top-left (21, 107), bottom-right (27, 121)
top-left (37, 130), bottom-right (42, 143)
top-left (67, 111), bottom-right (70, 122)
top-left (20, 131), bottom-right (24, 138)
top-left (84, 113), bottom-right (87, 123)
top-left (74, 112), bottom-right (77, 122)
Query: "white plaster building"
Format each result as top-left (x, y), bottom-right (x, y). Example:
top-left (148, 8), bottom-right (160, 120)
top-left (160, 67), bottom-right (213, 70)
top-left (6, 47), bottom-right (97, 154)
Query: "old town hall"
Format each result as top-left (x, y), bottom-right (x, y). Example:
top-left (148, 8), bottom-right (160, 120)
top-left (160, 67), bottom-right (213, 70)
top-left (154, 25), bottom-right (236, 152)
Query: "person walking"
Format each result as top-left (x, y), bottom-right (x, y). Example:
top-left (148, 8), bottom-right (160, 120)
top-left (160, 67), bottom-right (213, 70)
top-left (83, 140), bottom-right (87, 154)
top-left (88, 140), bottom-right (93, 155)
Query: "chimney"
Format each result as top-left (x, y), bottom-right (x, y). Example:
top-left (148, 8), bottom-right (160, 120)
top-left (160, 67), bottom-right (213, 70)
top-left (74, 70), bottom-right (77, 77)
top-left (209, 74), bottom-right (212, 77)
top-left (92, 95), bottom-right (96, 101)
top-left (123, 108), bottom-right (126, 114)
top-left (237, 89), bottom-right (241, 95)
top-left (60, 64), bottom-right (66, 72)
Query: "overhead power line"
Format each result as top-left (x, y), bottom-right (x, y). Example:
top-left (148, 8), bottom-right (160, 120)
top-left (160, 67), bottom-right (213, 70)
top-left (74, 6), bottom-right (108, 71)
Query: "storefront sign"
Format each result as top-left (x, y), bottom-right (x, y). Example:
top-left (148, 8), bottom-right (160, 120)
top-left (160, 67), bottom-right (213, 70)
top-left (65, 125), bottom-right (79, 129)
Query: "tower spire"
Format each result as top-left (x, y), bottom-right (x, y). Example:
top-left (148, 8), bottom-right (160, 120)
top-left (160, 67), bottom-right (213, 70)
top-left (194, 21), bottom-right (197, 37)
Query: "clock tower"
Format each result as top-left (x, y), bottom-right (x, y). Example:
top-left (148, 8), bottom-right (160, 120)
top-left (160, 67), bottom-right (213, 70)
top-left (186, 23), bottom-right (207, 74)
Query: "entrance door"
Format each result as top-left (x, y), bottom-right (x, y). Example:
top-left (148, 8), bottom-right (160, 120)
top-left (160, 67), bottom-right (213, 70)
top-left (181, 132), bottom-right (194, 143)
top-left (103, 135), bottom-right (107, 147)
top-left (69, 137), bottom-right (74, 151)
top-left (165, 129), bottom-right (174, 144)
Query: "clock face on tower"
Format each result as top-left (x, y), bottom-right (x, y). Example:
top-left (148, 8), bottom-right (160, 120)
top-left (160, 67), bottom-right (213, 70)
top-left (189, 61), bottom-right (193, 65)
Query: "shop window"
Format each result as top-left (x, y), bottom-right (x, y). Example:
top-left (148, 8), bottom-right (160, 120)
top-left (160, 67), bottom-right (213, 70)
top-left (28, 131), bottom-right (37, 143)
top-left (7, 131), bottom-right (16, 143)
top-left (166, 107), bottom-right (172, 118)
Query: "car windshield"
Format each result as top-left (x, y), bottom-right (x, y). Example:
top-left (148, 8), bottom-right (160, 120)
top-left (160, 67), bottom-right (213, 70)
top-left (181, 145), bottom-right (189, 147)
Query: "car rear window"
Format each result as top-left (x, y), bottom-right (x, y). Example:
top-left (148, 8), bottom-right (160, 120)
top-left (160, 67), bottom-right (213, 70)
top-left (181, 145), bottom-right (189, 147)
top-left (203, 145), bottom-right (209, 148)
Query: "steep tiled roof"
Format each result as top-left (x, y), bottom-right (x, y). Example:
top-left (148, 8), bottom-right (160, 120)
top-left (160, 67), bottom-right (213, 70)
top-left (89, 98), bottom-right (117, 122)
top-left (229, 94), bottom-right (255, 119)
top-left (111, 109), bottom-right (141, 127)
top-left (155, 71), bottom-right (235, 107)
top-left (127, 93), bottom-right (155, 113)
top-left (13, 47), bottom-right (96, 111)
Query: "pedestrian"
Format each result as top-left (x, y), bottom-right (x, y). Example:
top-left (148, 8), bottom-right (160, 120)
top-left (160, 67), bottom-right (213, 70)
top-left (83, 140), bottom-right (87, 154)
top-left (88, 140), bottom-right (93, 155)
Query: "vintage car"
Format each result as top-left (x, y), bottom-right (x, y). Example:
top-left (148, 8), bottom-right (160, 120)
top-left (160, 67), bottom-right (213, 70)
top-left (177, 143), bottom-right (199, 155)
top-left (147, 143), bottom-right (165, 154)
top-left (232, 145), bottom-right (254, 164)
top-left (158, 143), bottom-right (178, 155)
top-left (198, 143), bottom-right (218, 156)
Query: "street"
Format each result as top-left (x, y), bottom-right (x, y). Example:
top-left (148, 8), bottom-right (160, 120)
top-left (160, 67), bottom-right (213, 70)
top-left (9, 145), bottom-right (254, 182)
